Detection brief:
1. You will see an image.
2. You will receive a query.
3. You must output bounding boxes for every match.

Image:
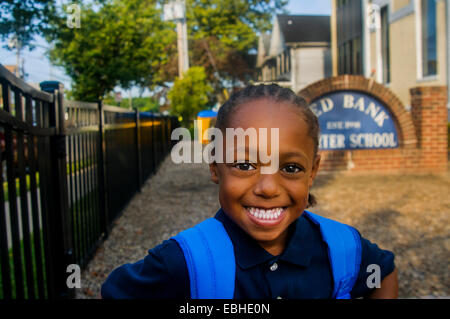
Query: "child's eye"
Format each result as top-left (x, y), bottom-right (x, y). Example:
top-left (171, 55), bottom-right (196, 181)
top-left (281, 164), bottom-right (304, 174)
top-left (234, 162), bottom-right (256, 171)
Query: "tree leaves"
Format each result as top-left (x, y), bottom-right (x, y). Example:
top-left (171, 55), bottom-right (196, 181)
top-left (46, 0), bottom-right (176, 101)
top-left (1, 0), bottom-right (287, 104)
top-left (0, 0), bottom-right (55, 49)
top-left (168, 66), bottom-right (213, 128)
top-left (161, 0), bottom-right (287, 103)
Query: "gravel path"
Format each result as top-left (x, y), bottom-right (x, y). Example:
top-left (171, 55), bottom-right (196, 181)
top-left (75, 149), bottom-right (450, 299)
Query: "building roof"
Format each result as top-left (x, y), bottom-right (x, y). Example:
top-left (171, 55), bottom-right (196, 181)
top-left (4, 65), bottom-right (17, 74)
top-left (277, 15), bottom-right (330, 43)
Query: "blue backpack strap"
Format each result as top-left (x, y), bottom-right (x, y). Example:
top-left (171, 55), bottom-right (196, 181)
top-left (171, 218), bottom-right (236, 299)
top-left (303, 211), bottom-right (362, 299)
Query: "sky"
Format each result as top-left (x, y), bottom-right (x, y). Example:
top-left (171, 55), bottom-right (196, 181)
top-left (286, 0), bottom-right (331, 15)
top-left (0, 0), bottom-right (332, 95)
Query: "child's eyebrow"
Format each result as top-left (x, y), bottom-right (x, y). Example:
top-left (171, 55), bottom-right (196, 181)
top-left (233, 146), bottom-right (258, 153)
top-left (223, 146), bottom-right (258, 162)
top-left (226, 146), bottom-right (258, 155)
top-left (280, 151), bottom-right (309, 162)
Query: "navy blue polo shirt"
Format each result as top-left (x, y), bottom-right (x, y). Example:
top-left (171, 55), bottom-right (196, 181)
top-left (101, 209), bottom-right (395, 299)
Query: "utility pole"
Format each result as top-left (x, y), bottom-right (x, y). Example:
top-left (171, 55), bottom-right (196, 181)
top-left (181, 13), bottom-right (189, 75)
top-left (16, 45), bottom-right (20, 77)
top-left (164, 0), bottom-right (189, 78)
top-left (366, 3), bottom-right (382, 83)
top-left (176, 19), bottom-right (184, 77)
top-left (8, 36), bottom-right (22, 78)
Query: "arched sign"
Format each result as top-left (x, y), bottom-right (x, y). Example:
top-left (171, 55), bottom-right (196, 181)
top-left (310, 90), bottom-right (399, 150)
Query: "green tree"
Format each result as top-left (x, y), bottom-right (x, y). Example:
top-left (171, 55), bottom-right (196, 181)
top-left (103, 94), bottom-right (160, 113)
top-left (46, 0), bottom-right (176, 101)
top-left (162, 0), bottom-right (287, 101)
top-left (0, 0), bottom-right (55, 50)
top-left (168, 66), bottom-right (212, 128)
top-left (187, 0), bottom-right (286, 51)
top-left (1, 0), bottom-right (286, 104)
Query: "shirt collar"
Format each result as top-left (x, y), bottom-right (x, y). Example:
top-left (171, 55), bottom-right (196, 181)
top-left (278, 213), bottom-right (313, 267)
top-left (214, 208), bottom-right (313, 269)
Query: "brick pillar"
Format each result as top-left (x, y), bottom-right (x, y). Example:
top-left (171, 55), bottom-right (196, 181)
top-left (410, 86), bottom-right (448, 172)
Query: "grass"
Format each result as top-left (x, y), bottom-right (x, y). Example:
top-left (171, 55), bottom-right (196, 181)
top-left (2, 157), bottom-right (95, 202)
top-left (67, 158), bottom-right (95, 176)
top-left (3, 173), bottom-right (40, 202)
top-left (0, 188), bottom-right (100, 299)
top-left (0, 230), bottom-right (47, 299)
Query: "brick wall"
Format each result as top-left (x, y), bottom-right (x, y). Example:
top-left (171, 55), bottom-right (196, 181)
top-left (298, 75), bottom-right (448, 174)
top-left (410, 86), bottom-right (448, 172)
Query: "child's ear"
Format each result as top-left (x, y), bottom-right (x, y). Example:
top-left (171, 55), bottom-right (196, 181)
top-left (209, 162), bottom-right (219, 184)
top-left (309, 154), bottom-right (321, 187)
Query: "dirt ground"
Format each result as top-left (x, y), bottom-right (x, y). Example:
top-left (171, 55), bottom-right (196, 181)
top-left (310, 171), bottom-right (450, 298)
top-left (75, 154), bottom-right (450, 299)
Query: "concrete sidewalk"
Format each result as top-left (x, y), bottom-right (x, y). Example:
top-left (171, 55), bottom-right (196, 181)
top-left (75, 153), bottom-right (219, 298)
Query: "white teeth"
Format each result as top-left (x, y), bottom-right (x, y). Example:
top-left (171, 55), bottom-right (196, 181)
top-left (247, 207), bottom-right (284, 220)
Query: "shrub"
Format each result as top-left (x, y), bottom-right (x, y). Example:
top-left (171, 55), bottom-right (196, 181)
top-left (168, 66), bottom-right (213, 129)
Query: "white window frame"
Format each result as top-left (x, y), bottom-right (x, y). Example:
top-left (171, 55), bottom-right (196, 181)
top-left (415, 0), bottom-right (439, 81)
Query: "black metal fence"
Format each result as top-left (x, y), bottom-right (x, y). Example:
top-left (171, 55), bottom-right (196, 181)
top-left (0, 64), bottom-right (177, 299)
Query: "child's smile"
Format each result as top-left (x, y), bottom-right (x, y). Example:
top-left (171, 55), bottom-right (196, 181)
top-left (245, 206), bottom-right (287, 225)
top-left (210, 98), bottom-right (321, 256)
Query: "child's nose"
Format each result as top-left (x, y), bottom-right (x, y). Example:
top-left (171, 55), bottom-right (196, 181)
top-left (253, 174), bottom-right (280, 199)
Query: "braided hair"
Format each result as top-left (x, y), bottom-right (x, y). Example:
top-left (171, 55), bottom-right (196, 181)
top-left (215, 83), bottom-right (320, 207)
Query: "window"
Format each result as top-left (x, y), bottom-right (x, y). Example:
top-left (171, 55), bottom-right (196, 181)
top-left (338, 37), bottom-right (362, 75)
top-left (421, 0), bottom-right (437, 76)
top-left (348, 41), bottom-right (353, 74)
top-left (338, 45), bottom-right (344, 74)
top-left (336, 0), bottom-right (363, 75)
top-left (381, 6), bottom-right (391, 83)
top-left (337, 0), bottom-right (349, 8)
top-left (352, 37), bottom-right (362, 75)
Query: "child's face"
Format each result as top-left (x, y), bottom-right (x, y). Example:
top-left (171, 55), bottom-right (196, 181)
top-left (209, 98), bottom-right (321, 249)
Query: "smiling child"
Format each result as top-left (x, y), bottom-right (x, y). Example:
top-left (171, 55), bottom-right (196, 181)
top-left (101, 84), bottom-right (398, 299)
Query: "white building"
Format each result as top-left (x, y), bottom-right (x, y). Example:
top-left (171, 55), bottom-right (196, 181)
top-left (254, 15), bottom-right (332, 93)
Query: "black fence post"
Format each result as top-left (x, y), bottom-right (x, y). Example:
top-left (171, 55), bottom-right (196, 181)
top-left (40, 81), bottom-right (74, 299)
top-left (135, 108), bottom-right (142, 192)
top-left (97, 100), bottom-right (109, 237)
top-left (151, 116), bottom-right (156, 174)
top-left (163, 117), bottom-right (168, 156)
